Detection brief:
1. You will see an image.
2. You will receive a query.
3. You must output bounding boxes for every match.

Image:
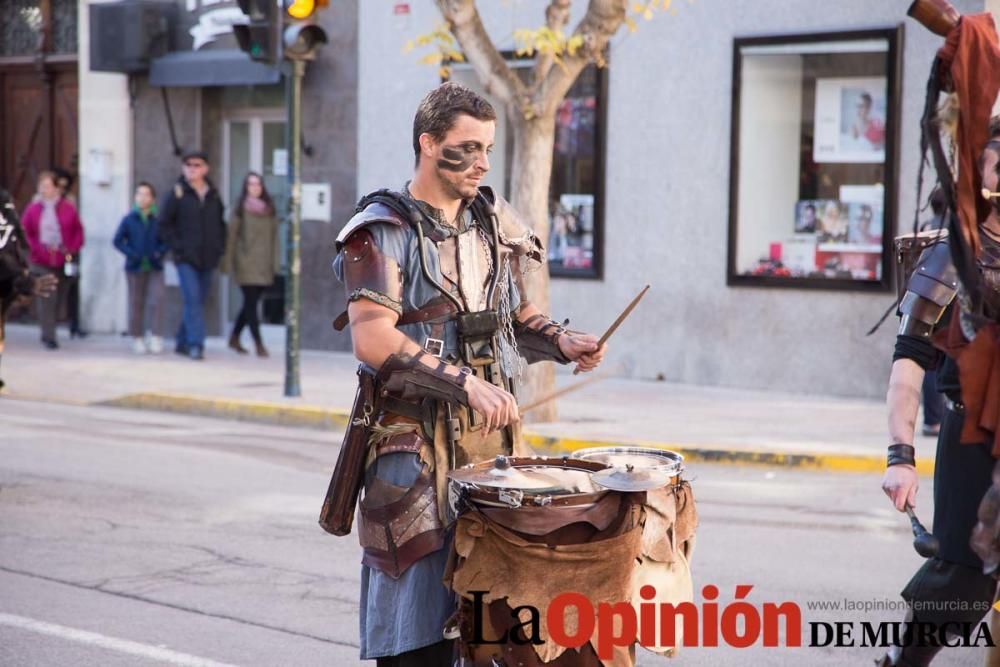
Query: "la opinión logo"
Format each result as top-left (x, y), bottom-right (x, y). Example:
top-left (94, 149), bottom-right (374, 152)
top-left (468, 584), bottom-right (803, 660)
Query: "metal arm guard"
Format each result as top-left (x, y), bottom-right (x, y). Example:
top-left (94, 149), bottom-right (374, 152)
top-left (514, 314), bottom-right (572, 365)
top-left (375, 352), bottom-right (469, 404)
top-left (898, 241), bottom-right (958, 338)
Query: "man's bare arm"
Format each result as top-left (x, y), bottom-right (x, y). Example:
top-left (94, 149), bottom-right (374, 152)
top-left (882, 358), bottom-right (925, 511)
top-left (348, 299), bottom-right (518, 432)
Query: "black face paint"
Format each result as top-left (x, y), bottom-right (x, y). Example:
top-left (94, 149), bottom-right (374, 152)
top-left (438, 144), bottom-right (483, 172)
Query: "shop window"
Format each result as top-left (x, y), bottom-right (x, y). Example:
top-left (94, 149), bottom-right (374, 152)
top-left (547, 65), bottom-right (605, 278)
top-left (727, 28), bottom-right (902, 291)
top-left (451, 61), bottom-right (606, 279)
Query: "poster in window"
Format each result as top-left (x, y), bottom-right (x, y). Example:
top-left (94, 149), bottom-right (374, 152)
top-left (813, 77), bottom-right (887, 164)
top-left (840, 184), bottom-right (884, 249)
top-left (794, 200), bottom-right (822, 234)
top-left (549, 194), bottom-right (594, 270)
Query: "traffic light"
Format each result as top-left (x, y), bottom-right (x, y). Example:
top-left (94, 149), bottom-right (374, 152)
top-left (233, 0), bottom-right (281, 64)
top-left (282, 0), bottom-right (328, 61)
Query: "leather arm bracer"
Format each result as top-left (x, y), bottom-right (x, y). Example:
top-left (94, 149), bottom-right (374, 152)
top-left (375, 352), bottom-right (469, 405)
top-left (898, 241), bottom-right (958, 338)
top-left (514, 314), bottom-right (572, 365)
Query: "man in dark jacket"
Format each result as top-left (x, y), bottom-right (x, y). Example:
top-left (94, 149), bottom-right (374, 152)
top-left (158, 151), bottom-right (226, 360)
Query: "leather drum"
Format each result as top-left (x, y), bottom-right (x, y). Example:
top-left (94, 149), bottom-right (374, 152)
top-left (447, 456), bottom-right (648, 665)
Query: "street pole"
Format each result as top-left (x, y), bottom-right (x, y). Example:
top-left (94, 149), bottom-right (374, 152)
top-left (284, 58), bottom-right (305, 398)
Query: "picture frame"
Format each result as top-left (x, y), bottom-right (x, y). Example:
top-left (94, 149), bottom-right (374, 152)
top-left (813, 77), bottom-right (888, 164)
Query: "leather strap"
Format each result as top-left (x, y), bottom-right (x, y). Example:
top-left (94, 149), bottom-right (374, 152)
top-left (374, 431), bottom-right (425, 458)
top-left (399, 297), bottom-right (458, 325)
top-left (332, 297), bottom-right (459, 332)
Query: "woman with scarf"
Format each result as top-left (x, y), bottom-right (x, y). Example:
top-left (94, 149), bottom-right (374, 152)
top-left (21, 171), bottom-right (84, 349)
top-left (221, 172), bottom-right (280, 358)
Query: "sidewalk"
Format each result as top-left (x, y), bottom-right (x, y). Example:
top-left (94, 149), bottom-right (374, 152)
top-left (0, 324), bottom-right (931, 473)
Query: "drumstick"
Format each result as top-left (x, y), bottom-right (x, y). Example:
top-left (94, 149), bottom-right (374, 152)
top-left (573, 285), bottom-right (650, 375)
top-left (518, 370), bottom-right (611, 415)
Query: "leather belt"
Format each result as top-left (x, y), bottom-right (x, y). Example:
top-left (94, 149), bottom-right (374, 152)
top-left (946, 397), bottom-right (966, 414)
top-left (398, 297), bottom-right (459, 325)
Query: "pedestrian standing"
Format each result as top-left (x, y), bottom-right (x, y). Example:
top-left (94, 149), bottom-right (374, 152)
top-left (113, 182), bottom-right (168, 354)
top-left (221, 172), bottom-right (279, 358)
top-left (20, 170), bottom-right (84, 349)
top-left (52, 167), bottom-right (87, 338)
top-left (158, 151), bottom-right (226, 361)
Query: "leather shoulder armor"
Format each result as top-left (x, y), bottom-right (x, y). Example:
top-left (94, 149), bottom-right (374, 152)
top-left (341, 228), bottom-right (404, 316)
top-left (898, 241), bottom-right (958, 337)
top-left (335, 202), bottom-right (406, 250)
top-left (481, 188), bottom-right (543, 263)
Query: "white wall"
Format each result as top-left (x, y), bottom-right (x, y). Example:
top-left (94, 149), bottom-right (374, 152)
top-left (78, 0), bottom-right (134, 334)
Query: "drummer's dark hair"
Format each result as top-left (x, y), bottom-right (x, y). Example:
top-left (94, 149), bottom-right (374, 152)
top-left (412, 82), bottom-right (496, 167)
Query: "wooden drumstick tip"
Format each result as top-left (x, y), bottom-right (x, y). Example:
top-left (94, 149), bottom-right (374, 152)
top-left (982, 187), bottom-right (1000, 200)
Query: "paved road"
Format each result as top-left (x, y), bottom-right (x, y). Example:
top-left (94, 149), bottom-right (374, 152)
top-left (0, 399), bottom-right (986, 666)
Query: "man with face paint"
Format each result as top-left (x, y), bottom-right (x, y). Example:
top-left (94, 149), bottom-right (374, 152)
top-left (328, 82), bottom-right (607, 666)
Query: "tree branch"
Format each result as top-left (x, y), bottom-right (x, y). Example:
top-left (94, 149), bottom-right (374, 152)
top-left (535, 0), bottom-right (627, 117)
top-left (436, 0), bottom-right (526, 108)
top-left (529, 0), bottom-right (573, 94)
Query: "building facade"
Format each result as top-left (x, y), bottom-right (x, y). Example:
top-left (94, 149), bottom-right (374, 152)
top-left (15, 0), bottom-right (996, 398)
top-left (74, 0), bottom-right (357, 348)
top-left (356, 0), bottom-right (994, 399)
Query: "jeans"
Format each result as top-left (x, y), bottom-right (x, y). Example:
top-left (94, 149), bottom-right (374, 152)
top-left (175, 263), bottom-right (213, 351)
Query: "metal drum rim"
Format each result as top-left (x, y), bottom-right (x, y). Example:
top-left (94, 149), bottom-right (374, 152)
top-left (569, 446), bottom-right (685, 475)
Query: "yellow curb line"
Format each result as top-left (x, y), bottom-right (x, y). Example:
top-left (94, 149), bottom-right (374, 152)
top-left (99, 392), bottom-right (351, 430)
top-left (101, 392), bottom-right (933, 475)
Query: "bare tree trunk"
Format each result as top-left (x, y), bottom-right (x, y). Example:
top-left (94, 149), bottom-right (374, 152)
top-left (436, 0), bottom-right (630, 423)
top-left (509, 111), bottom-right (559, 423)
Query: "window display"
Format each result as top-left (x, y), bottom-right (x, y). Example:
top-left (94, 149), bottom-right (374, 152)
top-left (727, 29), bottom-right (901, 290)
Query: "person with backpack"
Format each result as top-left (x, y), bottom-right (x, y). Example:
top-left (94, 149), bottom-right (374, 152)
top-left (158, 151), bottom-right (226, 361)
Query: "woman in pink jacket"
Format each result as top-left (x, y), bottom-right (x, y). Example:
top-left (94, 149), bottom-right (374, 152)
top-left (21, 170), bottom-right (84, 349)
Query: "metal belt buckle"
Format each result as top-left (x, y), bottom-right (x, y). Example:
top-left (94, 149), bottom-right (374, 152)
top-left (424, 337), bottom-right (444, 357)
